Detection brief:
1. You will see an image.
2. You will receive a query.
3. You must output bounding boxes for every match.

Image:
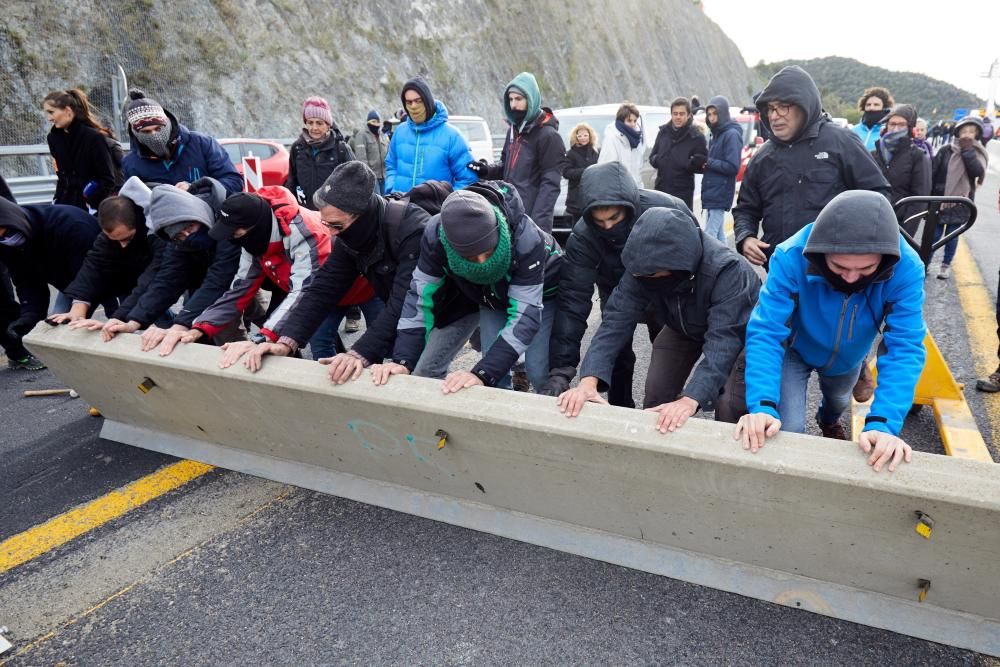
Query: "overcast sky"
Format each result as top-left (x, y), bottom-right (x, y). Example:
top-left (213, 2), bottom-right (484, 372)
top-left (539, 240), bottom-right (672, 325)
top-left (701, 0), bottom-right (999, 102)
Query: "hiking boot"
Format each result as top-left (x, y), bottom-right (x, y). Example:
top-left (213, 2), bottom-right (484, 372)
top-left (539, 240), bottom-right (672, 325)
top-left (937, 264), bottom-right (950, 280)
top-left (7, 354), bottom-right (46, 371)
top-left (817, 419), bottom-right (848, 440)
top-left (344, 317), bottom-right (361, 334)
top-left (976, 368), bottom-right (1000, 393)
top-left (852, 363), bottom-right (875, 402)
top-left (512, 370), bottom-right (531, 392)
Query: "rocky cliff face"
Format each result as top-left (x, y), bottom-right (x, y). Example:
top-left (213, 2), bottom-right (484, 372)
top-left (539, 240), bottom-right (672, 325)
top-left (1, 0), bottom-right (754, 145)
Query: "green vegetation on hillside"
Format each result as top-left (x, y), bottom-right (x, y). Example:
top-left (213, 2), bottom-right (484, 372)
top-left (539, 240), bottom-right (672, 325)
top-left (754, 57), bottom-right (984, 123)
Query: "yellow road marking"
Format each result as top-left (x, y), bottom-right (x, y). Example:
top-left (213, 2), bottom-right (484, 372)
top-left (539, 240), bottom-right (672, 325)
top-left (0, 460), bottom-right (214, 573)
top-left (951, 239), bottom-right (1000, 458)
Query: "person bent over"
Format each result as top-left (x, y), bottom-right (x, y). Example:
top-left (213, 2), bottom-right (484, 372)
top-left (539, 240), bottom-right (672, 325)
top-left (735, 191), bottom-right (926, 473)
top-left (557, 206), bottom-right (760, 433)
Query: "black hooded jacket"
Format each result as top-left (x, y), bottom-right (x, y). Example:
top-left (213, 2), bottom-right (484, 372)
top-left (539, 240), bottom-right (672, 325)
top-left (285, 126), bottom-right (355, 209)
top-left (274, 194), bottom-right (431, 364)
top-left (0, 200), bottom-right (101, 325)
top-left (733, 66), bottom-right (891, 257)
top-left (47, 118), bottom-right (117, 210)
top-left (648, 117), bottom-right (707, 208)
top-left (872, 136), bottom-right (931, 225)
top-left (549, 161), bottom-right (696, 372)
top-left (579, 208), bottom-right (761, 409)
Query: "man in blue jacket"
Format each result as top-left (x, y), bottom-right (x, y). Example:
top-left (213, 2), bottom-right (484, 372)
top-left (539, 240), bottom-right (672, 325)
top-left (121, 89), bottom-right (243, 195)
top-left (383, 77), bottom-right (477, 195)
top-left (735, 191), bottom-right (926, 473)
top-left (698, 96), bottom-right (743, 242)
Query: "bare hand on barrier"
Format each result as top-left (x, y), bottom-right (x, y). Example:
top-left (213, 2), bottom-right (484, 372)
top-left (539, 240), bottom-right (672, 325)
top-left (100, 318), bottom-right (140, 342)
top-left (646, 396), bottom-right (699, 434)
top-left (48, 312), bottom-right (83, 325)
top-left (369, 362), bottom-right (409, 385)
top-left (442, 370), bottom-right (484, 394)
top-left (739, 238), bottom-right (771, 266)
top-left (141, 325), bottom-right (168, 351)
top-left (218, 340), bottom-right (256, 369)
top-left (155, 324), bottom-right (191, 356)
top-left (557, 377), bottom-right (607, 417)
top-left (319, 353), bottom-right (366, 385)
top-left (67, 318), bottom-right (106, 331)
top-left (244, 342), bottom-right (291, 372)
top-left (858, 431), bottom-right (912, 473)
top-left (733, 412), bottom-right (782, 453)
top-left (178, 328), bottom-right (204, 345)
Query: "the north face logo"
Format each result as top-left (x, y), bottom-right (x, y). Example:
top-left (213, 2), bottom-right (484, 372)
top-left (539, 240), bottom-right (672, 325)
top-left (814, 152), bottom-right (829, 160)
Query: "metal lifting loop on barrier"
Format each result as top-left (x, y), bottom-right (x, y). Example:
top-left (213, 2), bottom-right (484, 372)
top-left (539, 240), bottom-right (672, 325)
top-left (896, 195), bottom-right (977, 266)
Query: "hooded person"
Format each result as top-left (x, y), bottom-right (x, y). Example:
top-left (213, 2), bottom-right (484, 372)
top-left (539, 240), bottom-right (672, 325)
top-left (700, 95), bottom-right (744, 243)
top-left (349, 109), bottom-right (389, 194)
top-left (648, 97), bottom-right (708, 209)
top-left (733, 66), bottom-right (891, 269)
top-left (371, 181), bottom-right (563, 394)
top-left (178, 185), bottom-right (375, 367)
top-left (286, 96), bottom-right (355, 209)
top-left (0, 197), bottom-right (102, 368)
top-left (852, 86), bottom-right (894, 151)
top-left (736, 191), bottom-right (926, 473)
top-left (384, 77), bottom-right (477, 195)
top-left (467, 72), bottom-right (566, 233)
top-left (557, 205), bottom-right (760, 432)
top-left (121, 89), bottom-right (242, 195)
top-left (871, 104), bottom-right (931, 231)
top-left (928, 114), bottom-right (989, 279)
top-left (542, 160), bottom-right (693, 406)
top-left (239, 161), bottom-right (440, 381)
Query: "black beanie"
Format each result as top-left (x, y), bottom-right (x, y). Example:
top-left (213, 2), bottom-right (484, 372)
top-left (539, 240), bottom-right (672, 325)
top-left (885, 104), bottom-right (917, 130)
top-left (313, 161), bottom-right (377, 213)
top-left (400, 77), bottom-right (436, 121)
top-left (440, 190), bottom-right (498, 256)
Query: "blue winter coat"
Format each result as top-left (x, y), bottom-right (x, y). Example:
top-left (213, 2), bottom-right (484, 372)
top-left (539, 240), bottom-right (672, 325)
top-left (701, 120), bottom-right (743, 210)
top-left (852, 122), bottom-right (883, 152)
top-left (744, 223), bottom-right (926, 436)
top-left (383, 101), bottom-right (477, 194)
top-left (123, 112), bottom-right (243, 194)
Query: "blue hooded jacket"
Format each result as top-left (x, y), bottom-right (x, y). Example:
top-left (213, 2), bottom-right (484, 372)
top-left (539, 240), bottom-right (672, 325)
top-left (384, 100), bottom-right (477, 194)
top-left (701, 95), bottom-right (743, 210)
top-left (744, 191), bottom-right (926, 436)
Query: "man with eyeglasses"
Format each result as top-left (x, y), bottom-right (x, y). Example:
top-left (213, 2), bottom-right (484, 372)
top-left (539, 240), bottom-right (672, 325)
top-left (178, 185), bottom-right (374, 367)
top-left (69, 178), bottom-right (243, 353)
top-left (384, 77), bottom-right (477, 195)
top-left (733, 66), bottom-right (890, 269)
top-left (556, 206), bottom-right (760, 433)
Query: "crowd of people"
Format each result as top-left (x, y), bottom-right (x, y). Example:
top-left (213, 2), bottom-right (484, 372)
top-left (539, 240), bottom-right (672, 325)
top-left (1, 65), bottom-right (997, 474)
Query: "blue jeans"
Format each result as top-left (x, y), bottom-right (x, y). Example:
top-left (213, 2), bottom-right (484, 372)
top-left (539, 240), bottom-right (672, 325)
top-left (413, 303), bottom-right (555, 391)
top-left (308, 297), bottom-right (384, 360)
top-left (932, 207), bottom-right (969, 266)
top-left (703, 209), bottom-right (727, 243)
top-left (779, 347), bottom-right (863, 433)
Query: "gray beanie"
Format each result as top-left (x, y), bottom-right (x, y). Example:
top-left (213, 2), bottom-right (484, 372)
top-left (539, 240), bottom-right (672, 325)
top-left (147, 184), bottom-right (215, 240)
top-left (313, 161), bottom-right (376, 213)
top-left (439, 190), bottom-right (498, 256)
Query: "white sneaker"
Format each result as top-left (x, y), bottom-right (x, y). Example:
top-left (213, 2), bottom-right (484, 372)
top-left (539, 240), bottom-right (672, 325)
top-left (937, 264), bottom-right (950, 280)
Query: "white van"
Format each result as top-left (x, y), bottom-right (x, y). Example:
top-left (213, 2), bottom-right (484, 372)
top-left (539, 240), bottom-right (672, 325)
top-left (449, 115), bottom-right (494, 162)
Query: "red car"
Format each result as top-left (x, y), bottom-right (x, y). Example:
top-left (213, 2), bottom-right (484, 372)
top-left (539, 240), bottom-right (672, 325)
top-left (219, 139), bottom-right (290, 188)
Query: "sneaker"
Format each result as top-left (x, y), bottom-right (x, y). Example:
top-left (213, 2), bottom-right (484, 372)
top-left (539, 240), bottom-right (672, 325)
top-left (817, 418), bottom-right (848, 440)
top-left (937, 264), bottom-right (950, 280)
top-left (852, 363), bottom-right (875, 402)
top-left (344, 318), bottom-right (361, 334)
top-left (512, 370), bottom-right (531, 392)
top-left (7, 354), bottom-right (46, 371)
top-left (976, 368), bottom-right (1000, 393)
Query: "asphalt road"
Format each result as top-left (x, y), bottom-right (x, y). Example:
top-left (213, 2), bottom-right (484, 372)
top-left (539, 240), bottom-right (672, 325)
top-left (2, 143), bottom-right (999, 665)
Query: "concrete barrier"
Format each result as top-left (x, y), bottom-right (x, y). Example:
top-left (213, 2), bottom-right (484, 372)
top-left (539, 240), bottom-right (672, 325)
top-left (25, 324), bottom-right (1000, 656)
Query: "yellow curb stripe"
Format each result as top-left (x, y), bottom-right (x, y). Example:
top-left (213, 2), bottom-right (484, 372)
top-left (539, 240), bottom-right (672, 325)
top-left (951, 239), bottom-right (1000, 456)
top-left (0, 460), bottom-right (214, 573)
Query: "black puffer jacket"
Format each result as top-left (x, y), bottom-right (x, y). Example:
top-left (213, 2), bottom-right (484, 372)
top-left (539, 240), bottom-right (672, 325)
top-left (648, 118), bottom-right (707, 209)
top-left (549, 161), bottom-right (696, 372)
top-left (579, 207), bottom-right (761, 409)
top-left (872, 137), bottom-right (931, 224)
top-left (563, 144), bottom-right (598, 217)
top-left (0, 199), bottom-right (101, 325)
top-left (733, 67), bottom-right (890, 258)
top-left (285, 127), bottom-right (355, 209)
top-left (47, 118), bottom-right (117, 210)
top-left (274, 195), bottom-right (431, 363)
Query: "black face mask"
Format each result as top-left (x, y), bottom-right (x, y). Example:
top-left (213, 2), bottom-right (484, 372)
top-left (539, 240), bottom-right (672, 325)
top-left (337, 203), bottom-right (379, 254)
top-left (818, 264), bottom-right (878, 294)
top-left (592, 220), bottom-right (630, 247)
top-left (183, 226), bottom-right (215, 252)
top-left (634, 272), bottom-right (692, 293)
top-left (510, 109), bottom-right (527, 127)
top-left (231, 217), bottom-right (273, 257)
top-left (863, 109), bottom-right (887, 128)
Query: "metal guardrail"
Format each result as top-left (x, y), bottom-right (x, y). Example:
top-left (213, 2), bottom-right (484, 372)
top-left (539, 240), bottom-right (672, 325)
top-left (10, 175), bottom-right (58, 205)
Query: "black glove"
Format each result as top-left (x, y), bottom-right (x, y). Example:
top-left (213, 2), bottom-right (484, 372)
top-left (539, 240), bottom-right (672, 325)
top-left (539, 366), bottom-right (576, 397)
top-left (467, 159), bottom-right (490, 178)
top-left (958, 136), bottom-right (975, 153)
top-left (688, 154), bottom-right (708, 173)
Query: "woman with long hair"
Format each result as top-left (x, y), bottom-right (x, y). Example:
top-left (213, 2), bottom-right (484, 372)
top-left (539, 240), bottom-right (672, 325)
top-left (42, 88), bottom-right (119, 210)
top-left (564, 122), bottom-right (599, 219)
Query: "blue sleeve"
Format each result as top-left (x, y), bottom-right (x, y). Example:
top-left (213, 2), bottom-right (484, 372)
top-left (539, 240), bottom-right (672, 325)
top-left (744, 248), bottom-right (799, 419)
top-left (384, 132), bottom-right (398, 194)
top-left (448, 129), bottom-right (477, 190)
top-left (707, 131), bottom-right (741, 176)
top-left (201, 137), bottom-right (243, 194)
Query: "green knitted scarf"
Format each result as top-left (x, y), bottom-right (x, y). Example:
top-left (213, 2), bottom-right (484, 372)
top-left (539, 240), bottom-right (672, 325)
top-left (438, 206), bottom-right (512, 285)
